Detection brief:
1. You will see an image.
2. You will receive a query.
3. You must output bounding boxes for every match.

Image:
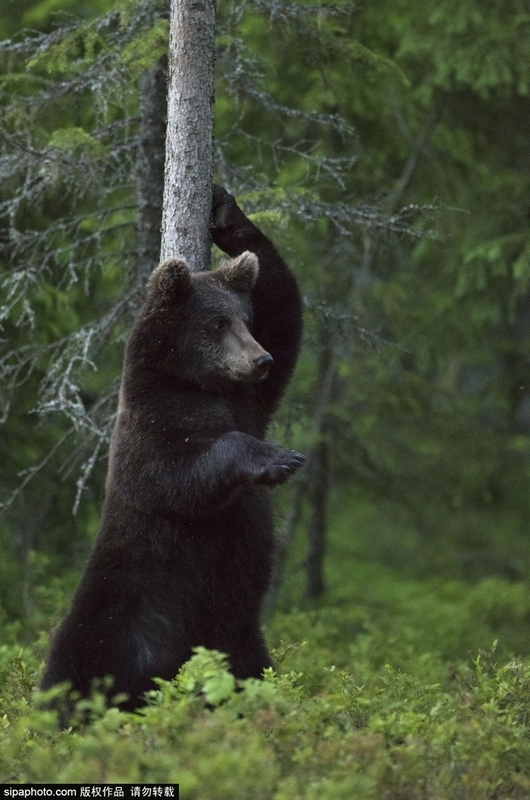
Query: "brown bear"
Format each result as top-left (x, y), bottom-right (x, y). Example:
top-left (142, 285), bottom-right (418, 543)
top-left (40, 186), bottom-right (305, 713)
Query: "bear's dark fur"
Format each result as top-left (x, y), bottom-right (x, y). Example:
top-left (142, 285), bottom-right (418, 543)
top-left (41, 187), bottom-right (305, 711)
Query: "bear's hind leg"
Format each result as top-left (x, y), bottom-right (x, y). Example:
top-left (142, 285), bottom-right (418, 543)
top-left (225, 629), bottom-right (273, 681)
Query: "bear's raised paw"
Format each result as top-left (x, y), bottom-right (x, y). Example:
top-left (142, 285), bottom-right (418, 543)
top-left (252, 447), bottom-right (307, 487)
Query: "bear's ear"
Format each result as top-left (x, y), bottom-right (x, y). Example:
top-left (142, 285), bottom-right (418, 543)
top-left (214, 251), bottom-right (259, 295)
top-left (150, 258), bottom-right (192, 302)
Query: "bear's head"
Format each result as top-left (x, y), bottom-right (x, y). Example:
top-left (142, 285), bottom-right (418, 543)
top-left (126, 251), bottom-right (273, 389)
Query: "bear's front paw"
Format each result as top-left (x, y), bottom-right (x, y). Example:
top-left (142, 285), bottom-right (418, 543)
top-left (212, 185), bottom-right (234, 214)
top-left (253, 448), bottom-right (307, 487)
top-left (211, 185), bottom-right (252, 236)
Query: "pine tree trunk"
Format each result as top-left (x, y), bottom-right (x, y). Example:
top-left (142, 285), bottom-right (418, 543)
top-left (261, 477), bottom-right (306, 621)
top-left (306, 333), bottom-right (335, 600)
top-left (136, 58), bottom-right (167, 282)
top-left (160, 0), bottom-right (216, 272)
top-left (306, 436), bottom-right (330, 599)
top-left (263, 328), bottom-right (336, 614)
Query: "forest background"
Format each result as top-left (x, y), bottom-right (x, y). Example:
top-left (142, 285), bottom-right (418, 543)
top-left (1, 0), bottom-right (530, 796)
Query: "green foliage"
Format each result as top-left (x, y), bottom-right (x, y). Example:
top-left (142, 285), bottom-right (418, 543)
top-left (396, 1), bottom-right (530, 99)
top-left (27, 0), bottom-right (167, 78)
top-left (117, 17), bottom-right (168, 79)
top-left (3, 0), bottom-right (528, 604)
top-left (48, 128), bottom-right (108, 158)
top-left (23, 0), bottom-right (111, 27)
top-left (3, 570), bottom-right (530, 796)
top-left (0, 0), bottom-right (530, 793)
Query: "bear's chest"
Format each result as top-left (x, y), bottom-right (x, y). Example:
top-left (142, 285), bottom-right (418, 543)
top-left (231, 390), bottom-right (267, 439)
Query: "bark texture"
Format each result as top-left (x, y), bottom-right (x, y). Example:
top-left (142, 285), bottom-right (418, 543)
top-left (160, 0), bottom-right (216, 272)
top-left (306, 334), bottom-right (335, 600)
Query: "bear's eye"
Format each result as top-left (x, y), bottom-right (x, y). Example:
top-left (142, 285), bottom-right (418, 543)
top-left (213, 318), bottom-right (229, 332)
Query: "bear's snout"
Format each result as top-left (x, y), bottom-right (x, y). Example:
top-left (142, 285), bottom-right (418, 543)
top-left (254, 353), bottom-right (274, 378)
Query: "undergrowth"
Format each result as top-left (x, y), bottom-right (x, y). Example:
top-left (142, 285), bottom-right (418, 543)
top-left (2, 561), bottom-right (530, 798)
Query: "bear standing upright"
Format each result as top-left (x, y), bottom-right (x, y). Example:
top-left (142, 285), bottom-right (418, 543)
top-left (41, 186), bottom-right (305, 710)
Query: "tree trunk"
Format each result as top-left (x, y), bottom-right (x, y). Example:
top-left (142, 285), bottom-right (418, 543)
top-left (306, 332), bottom-right (335, 600)
top-left (261, 476), bottom-right (306, 621)
top-left (160, 0), bottom-right (216, 272)
top-left (136, 58), bottom-right (167, 282)
top-left (306, 436), bottom-right (330, 600)
top-left (263, 325), bottom-right (336, 615)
